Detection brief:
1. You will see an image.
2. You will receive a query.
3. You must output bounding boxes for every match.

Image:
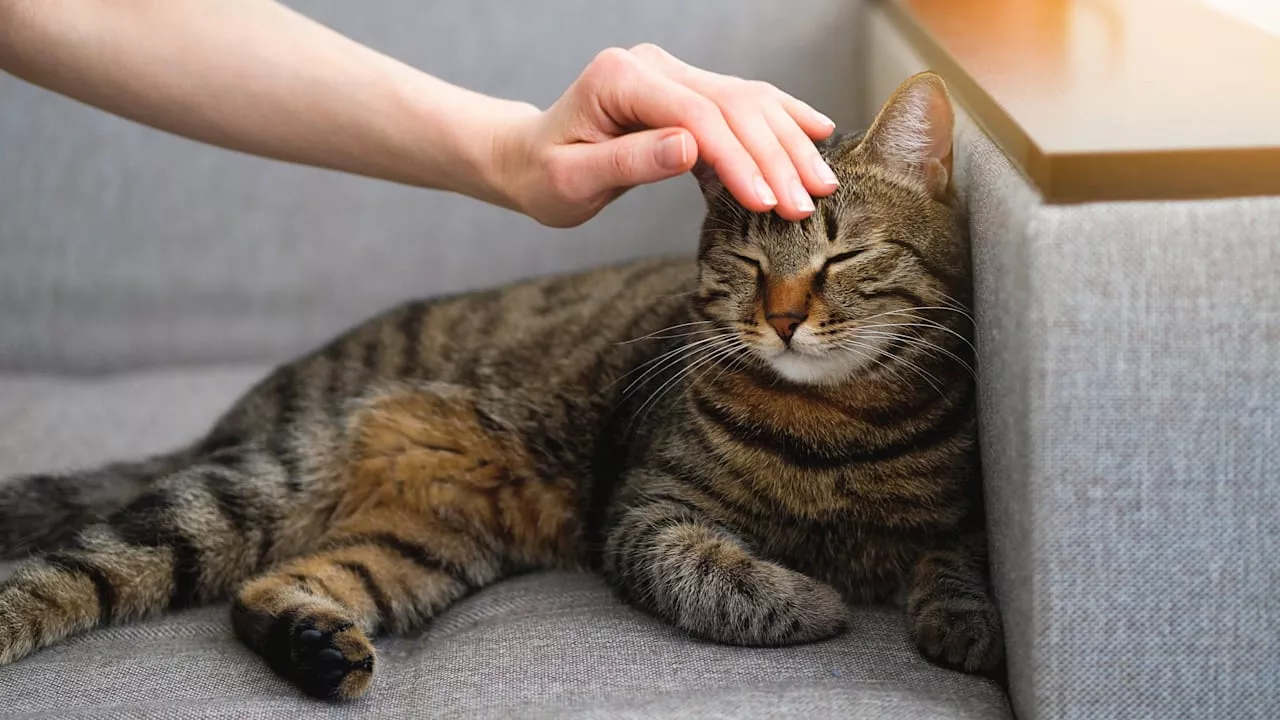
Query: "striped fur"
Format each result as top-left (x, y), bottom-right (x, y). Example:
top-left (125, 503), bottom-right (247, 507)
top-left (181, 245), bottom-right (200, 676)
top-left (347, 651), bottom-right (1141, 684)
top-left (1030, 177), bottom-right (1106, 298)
top-left (0, 73), bottom-right (1002, 699)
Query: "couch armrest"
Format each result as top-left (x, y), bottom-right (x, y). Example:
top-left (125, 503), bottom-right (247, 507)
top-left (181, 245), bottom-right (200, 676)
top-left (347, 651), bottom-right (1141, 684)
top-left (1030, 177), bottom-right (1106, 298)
top-left (865, 6), bottom-right (1280, 719)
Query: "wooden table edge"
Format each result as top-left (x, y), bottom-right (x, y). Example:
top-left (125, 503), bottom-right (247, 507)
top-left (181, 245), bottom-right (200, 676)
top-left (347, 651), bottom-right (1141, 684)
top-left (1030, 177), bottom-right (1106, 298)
top-left (880, 0), bottom-right (1280, 204)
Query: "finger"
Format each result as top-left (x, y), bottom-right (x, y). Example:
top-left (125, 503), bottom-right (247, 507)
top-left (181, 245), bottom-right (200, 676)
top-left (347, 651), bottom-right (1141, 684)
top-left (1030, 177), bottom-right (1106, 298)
top-left (557, 127), bottom-right (698, 195)
top-left (764, 104), bottom-right (839, 199)
top-left (585, 49), bottom-right (775, 212)
top-left (777, 93), bottom-right (838, 140)
top-left (630, 44), bottom-right (836, 140)
top-left (722, 107), bottom-right (814, 220)
top-left (628, 43), bottom-right (732, 93)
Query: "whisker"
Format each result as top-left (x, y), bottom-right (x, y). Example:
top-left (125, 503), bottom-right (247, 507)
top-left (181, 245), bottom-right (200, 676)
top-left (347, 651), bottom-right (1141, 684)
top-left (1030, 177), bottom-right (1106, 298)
top-left (698, 344), bottom-right (753, 395)
top-left (628, 340), bottom-right (740, 435)
top-left (606, 331), bottom-right (736, 392)
top-left (618, 319), bottom-right (715, 345)
top-left (849, 320), bottom-right (977, 357)
top-left (817, 314), bottom-right (976, 356)
top-left (649, 290), bottom-right (699, 300)
top-left (836, 338), bottom-right (948, 399)
top-left (616, 327), bottom-right (727, 345)
top-left (935, 291), bottom-right (973, 315)
top-left (620, 335), bottom-right (739, 399)
top-left (619, 330), bottom-right (731, 373)
top-left (690, 343), bottom-right (749, 393)
top-left (852, 330), bottom-right (976, 378)
top-left (857, 306), bottom-right (975, 326)
top-left (833, 338), bottom-right (915, 389)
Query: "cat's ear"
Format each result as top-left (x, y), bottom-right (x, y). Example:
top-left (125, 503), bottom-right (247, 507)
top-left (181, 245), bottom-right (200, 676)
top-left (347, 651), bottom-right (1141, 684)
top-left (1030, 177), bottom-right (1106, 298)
top-left (691, 159), bottom-right (724, 205)
top-left (859, 72), bottom-right (955, 200)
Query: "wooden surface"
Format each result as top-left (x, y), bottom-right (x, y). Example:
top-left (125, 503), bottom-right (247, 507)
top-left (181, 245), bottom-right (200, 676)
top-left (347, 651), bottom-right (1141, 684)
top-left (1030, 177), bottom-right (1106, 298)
top-left (884, 0), bottom-right (1280, 202)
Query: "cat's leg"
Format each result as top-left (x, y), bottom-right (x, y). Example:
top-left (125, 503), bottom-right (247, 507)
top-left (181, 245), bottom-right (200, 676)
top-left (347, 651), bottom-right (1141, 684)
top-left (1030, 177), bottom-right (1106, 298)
top-left (906, 532), bottom-right (1004, 673)
top-left (602, 473), bottom-right (850, 647)
top-left (231, 384), bottom-right (579, 700)
top-left (0, 446), bottom-right (294, 666)
top-left (230, 510), bottom-right (501, 700)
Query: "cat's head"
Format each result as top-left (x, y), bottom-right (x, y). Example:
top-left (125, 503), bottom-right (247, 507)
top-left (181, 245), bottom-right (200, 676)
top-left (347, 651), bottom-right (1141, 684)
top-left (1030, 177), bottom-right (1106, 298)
top-left (692, 72), bottom-right (970, 386)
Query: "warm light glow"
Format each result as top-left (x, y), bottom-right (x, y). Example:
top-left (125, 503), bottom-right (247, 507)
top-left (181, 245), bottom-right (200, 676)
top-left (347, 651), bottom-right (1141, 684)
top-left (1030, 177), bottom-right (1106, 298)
top-left (1200, 0), bottom-right (1280, 37)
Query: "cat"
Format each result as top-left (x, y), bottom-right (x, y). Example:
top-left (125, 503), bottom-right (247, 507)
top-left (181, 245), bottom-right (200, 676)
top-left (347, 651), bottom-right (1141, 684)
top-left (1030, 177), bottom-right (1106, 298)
top-left (0, 72), bottom-right (1002, 700)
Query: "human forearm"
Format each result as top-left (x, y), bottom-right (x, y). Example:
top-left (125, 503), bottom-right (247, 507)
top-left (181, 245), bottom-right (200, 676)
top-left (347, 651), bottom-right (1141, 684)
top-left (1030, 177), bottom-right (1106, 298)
top-left (0, 0), bottom-right (535, 207)
top-left (1, 1), bottom-right (837, 227)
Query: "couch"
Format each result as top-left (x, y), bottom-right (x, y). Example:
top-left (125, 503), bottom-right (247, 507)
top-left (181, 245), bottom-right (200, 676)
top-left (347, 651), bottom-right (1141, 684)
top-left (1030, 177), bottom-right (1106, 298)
top-left (1, 1), bottom-right (1274, 719)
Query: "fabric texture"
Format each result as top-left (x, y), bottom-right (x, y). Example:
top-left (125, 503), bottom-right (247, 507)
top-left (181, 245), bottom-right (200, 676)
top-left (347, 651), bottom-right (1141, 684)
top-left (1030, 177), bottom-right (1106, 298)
top-left (0, 0), bottom-right (865, 374)
top-left (1011, 198), bottom-right (1280, 720)
top-left (0, 368), bottom-right (1012, 720)
top-left (866, 8), bottom-right (1280, 719)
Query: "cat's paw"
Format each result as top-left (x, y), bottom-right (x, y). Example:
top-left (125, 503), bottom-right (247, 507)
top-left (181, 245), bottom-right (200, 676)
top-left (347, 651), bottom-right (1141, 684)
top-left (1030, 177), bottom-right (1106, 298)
top-left (650, 524), bottom-right (850, 647)
top-left (268, 609), bottom-right (376, 700)
top-left (751, 563), bottom-right (851, 646)
top-left (908, 596), bottom-right (1004, 673)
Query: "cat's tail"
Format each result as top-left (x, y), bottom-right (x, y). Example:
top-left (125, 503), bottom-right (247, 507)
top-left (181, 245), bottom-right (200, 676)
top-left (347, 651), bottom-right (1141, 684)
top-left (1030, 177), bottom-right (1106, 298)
top-left (0, 442), bottom-right (300, 666)
top-left (0, 451), bottom-right (192, 559)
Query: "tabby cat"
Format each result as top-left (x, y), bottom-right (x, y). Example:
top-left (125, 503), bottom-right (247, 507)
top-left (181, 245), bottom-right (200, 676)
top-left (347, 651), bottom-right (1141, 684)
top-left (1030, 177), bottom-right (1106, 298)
top-left (0, 72), bottom-right (1002, 700)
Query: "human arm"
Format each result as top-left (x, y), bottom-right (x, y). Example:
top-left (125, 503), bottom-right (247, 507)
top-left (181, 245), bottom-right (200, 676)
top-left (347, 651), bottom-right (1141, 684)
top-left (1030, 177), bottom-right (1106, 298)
top-left (0, 0), bottom-right (837, 226)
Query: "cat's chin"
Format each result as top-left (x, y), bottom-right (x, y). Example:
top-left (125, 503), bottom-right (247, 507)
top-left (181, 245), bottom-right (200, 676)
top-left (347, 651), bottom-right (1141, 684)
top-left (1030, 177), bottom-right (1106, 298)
top-left (764, 349), bottom-right (867, 386)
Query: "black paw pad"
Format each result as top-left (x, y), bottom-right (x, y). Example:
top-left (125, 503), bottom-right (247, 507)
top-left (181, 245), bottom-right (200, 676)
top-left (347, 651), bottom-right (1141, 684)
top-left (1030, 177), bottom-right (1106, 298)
top-left (287, 620), bottom-right (375, 700)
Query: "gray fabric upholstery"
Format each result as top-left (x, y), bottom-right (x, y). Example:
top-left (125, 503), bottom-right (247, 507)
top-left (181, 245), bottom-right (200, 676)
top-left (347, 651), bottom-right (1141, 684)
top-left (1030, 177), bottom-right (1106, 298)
top-left (0, 2), bottom-right (1018, 717)
top-left (0, 368), bottom-right (1011, 719)
top-left (0, 0), bottom-right (865, 374)
top-left (866, 8), bottom-right (1280, 719)
top-left (0, 569), bottom-right (1010, 720)
top-left (11, 0), bottom-right (1275, 717)
top-left (986, 193), bottom-right (1280, 720)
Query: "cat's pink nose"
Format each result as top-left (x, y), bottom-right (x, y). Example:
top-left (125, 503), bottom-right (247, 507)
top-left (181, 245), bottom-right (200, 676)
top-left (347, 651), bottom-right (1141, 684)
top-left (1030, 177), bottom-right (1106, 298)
top-left (767, 313), bottom-right (806, 343)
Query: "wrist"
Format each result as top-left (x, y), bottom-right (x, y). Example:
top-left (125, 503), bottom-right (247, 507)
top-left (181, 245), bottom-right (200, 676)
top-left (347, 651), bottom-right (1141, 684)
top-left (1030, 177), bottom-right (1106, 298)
top-left (388, 69), bottom-right (541, 209)
top-left (477, 99), bottom-right (543, 215)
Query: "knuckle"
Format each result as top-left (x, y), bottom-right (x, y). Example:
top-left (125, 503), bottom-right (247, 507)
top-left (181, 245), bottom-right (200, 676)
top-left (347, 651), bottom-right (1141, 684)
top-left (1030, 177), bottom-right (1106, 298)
top-left (721, 96), bottom-right (759, 119)
top-left (627, 42), bottom-right (664, 60)
top-left (764, 152), bottom-right (795, 176)
top-left (579, 47), bottom-right (636, 97)
top-left (683, 96), bottom-right (721, 125)
top-left (590, 47), bottom-right (633, 76)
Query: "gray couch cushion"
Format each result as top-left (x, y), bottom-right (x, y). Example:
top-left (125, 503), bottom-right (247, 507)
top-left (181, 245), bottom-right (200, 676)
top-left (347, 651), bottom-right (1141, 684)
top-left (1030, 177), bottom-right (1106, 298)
top-left (0, 569), bottom-right (1010, 720)
top-left (0, 0), bottom-right (867, 374)
top-left (0, 369), bottom-right (1011, 718)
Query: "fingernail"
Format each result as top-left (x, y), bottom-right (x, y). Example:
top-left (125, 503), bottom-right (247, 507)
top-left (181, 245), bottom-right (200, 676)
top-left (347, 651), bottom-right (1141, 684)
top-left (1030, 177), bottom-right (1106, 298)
top-left (814, 156), bottom-right (839, 187)
top-left (753, 175), bottom-right (777, 206)
top-left (813, 109), bottom-right (836, 129)
top-left (657, 132), bottom-right (688, 170)
top-left (791, 179), bottom-right (815, 213)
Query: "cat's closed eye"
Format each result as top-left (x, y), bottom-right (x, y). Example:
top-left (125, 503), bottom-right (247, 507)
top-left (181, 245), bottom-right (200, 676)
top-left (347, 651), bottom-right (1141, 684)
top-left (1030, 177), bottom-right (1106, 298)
top-left (730, 253), bottom-right (764, 276)
top-left (821, 249), bottom-right (865, 272)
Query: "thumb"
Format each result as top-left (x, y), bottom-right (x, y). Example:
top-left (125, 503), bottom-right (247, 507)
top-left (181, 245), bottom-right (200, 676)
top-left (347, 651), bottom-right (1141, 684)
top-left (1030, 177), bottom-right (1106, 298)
top-left (563, 128), bottom-right (698, 195)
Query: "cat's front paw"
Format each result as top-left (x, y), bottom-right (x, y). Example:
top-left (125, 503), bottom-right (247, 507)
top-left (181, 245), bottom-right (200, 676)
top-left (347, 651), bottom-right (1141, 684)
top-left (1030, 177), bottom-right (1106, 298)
top-left (908, 597), bottom-right (1004, 673)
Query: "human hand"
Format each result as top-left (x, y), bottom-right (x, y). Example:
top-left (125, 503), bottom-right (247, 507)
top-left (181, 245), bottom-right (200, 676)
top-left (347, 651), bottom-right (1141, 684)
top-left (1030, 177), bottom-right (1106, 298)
top-left (494, 44), bottom-right (839, 228)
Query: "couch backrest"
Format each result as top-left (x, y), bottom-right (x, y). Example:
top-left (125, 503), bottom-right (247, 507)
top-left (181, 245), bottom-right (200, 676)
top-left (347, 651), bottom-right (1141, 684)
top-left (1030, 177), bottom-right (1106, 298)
top-left (0, 0), bottom-right (864, 374)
